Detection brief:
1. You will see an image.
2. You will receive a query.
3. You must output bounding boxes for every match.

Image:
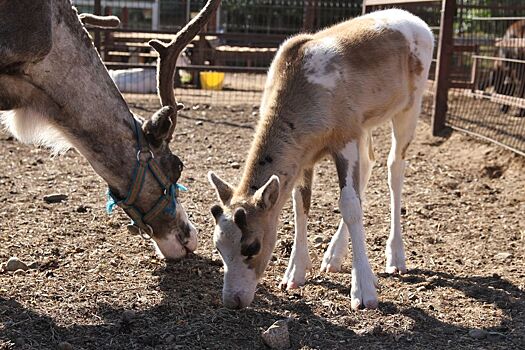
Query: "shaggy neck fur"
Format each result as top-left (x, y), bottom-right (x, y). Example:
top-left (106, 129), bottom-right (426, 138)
top-left (0, 0), bottom-right (162, 215)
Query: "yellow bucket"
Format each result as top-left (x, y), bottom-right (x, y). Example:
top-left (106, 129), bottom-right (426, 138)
top-left (199, 71), bottom-right (225, 90)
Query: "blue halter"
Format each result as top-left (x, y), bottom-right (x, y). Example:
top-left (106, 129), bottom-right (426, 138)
top-left (105, 116), bottom-right (187, 236)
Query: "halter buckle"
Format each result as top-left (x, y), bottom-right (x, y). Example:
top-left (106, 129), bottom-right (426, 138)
top-left (136, 149), bottom-right (154, 162)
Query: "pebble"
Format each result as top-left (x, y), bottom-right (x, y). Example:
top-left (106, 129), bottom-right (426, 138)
top-left (494, 252), bottom-right (512, 261)
top-left (261, 319), bottom-right (290, 349)
top-left (5, 257), bottom-right (29, 271)
top-left (230, 162), bottom-right (240, 169)
top-left (313, 236), bottom-right (324, 244)
top-left (121, 310), bottom-right (136, 323)
top-left (469, 329), bottom-right (488, 339)
top-left (57, 341), bottom-right (73, 350)
top-left (195, 121), bottom-right (204, 126)
top-left (43, 194), bottom-right (68, 204)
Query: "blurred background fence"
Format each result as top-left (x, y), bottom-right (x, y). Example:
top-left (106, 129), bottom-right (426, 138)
top-left (74, 0), bottom-right (525, 156)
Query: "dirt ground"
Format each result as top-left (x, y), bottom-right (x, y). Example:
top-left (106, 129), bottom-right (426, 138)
top-left (1, 94), bottom-right (524, 350)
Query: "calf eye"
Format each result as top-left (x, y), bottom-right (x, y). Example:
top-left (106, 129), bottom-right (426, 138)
top-left (241, 240), bottom-right (261, 258)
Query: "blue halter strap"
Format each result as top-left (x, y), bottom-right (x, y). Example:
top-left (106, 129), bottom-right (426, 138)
top-left (106, 117), bottom-right (187, 237)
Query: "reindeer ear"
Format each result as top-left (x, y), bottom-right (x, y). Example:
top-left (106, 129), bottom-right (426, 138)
top-left (208, 172), bottom-right (233, 205)
top-left (142, 106), bottom-right (174, 147)
top-left (254, 175), bottom-right (280, 210)
top-left (210, 204), bottom-right (224, 223)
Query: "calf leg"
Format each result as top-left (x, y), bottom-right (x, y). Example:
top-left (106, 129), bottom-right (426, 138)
top-left (280, 168), bottom-right (313, 290)
top-left (322, 133), bottom-right (374, 273)
top-left (334, 140), bottom-right (378, 309)
top-left (386, 104), bottom-right (419, 274)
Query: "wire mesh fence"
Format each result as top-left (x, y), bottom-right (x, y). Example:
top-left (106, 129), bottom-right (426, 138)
top-left (74, 0), bottom-right (525, 156)
top-left (74, 0), bottom-right (362, 106)
top-left (448, 1), bottom-right (525, 156)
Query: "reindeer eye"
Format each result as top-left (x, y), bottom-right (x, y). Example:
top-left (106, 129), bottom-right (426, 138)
top-left (241, 240), bottom-right (261, 258)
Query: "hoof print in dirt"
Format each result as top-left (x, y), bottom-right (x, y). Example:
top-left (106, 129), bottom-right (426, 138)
top-left (261, 319), bottom-right (291, 349)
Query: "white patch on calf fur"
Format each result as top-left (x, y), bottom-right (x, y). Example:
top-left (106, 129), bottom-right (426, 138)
top-left (338, 141), bottom-right (361, 223)
top-left (336, 140), bottom-right (378, 309)
top-left (281, 188), bottom-right (312, 289)
top-left (366, 9), bottom-right (434, 71)
top-left (321, 219), bottom-right (349, 273)
top-left (0, 109), bottom-right (71, 154)
top-left (214, 215), bottom-right (257, 308)
top-left (303, 37), bottom-right (341, 90)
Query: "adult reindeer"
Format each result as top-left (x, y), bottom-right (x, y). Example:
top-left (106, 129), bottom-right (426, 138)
top-left (208, 9), bottom-right (433, 309)
top-left (0, 0), bottom-right (221, 259)
top-left (478, 19), bottom-right (525, 117)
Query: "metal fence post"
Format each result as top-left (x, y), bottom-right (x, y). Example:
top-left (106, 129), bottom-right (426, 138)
top-left (432, 0), bottom-right (455, 135)
top-left (93, 0), bottom-right (102, 52)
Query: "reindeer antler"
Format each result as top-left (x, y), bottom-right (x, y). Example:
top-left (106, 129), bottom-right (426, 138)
top-left (149, 0), bottom-right (221, 129)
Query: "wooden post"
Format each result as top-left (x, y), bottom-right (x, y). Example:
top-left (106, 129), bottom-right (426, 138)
top-left (93, 0), bottom-right (101, 51)
top-left (432, 0), bottom-right (455, 135)
top-left (303, 1), bottom-right (316, 31)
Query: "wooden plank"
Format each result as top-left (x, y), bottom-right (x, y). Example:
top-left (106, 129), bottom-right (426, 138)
top-left (364, 0), bottom-right (441, 6)
top-left (432, 0), bottom-right (455, 135)
top-left (104, 62), bottom-right (268, 74)
top-left (453, 44), bottom-right (478, 53)
top-left (467, 90), bottom-right (525, 109)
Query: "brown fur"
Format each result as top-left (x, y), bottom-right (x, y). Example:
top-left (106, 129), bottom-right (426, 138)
top-left (236, 21), bottom-right (416, 203)
top-left (216, 13), bottom-right (430, 278)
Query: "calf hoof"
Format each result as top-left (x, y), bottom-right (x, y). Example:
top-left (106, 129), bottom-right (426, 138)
top-left (351, 268), bottom-right (379, 310)
top-left (385, 265), bottom-right (407, 275)
top-left (321, 249), bottom-right (345, 273)
top-left (320, 262), bottom-right (341, 273)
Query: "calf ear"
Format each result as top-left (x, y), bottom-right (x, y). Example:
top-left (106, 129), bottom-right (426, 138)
top-left (254, 175), bottom-right (280, 210)
top-left (208, 172), bottom-right (234, 205)
top-left (142, 106), bottom-right (174, 147)
top-left (210, 204), bottom-right (223, 223)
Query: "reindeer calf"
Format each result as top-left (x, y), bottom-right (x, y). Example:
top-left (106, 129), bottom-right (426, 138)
top-left (209, 9), bottom-right (434, 309)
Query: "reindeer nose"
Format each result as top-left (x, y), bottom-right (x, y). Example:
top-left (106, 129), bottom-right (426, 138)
top-left (223, 292), bottom-right (251, 309)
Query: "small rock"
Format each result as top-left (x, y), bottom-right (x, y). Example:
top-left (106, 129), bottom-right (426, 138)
top-left (0, 262), bottom-right (6, 273)
top-left (494, 252), bottom-right (512, 261)
top-left (43, 194), bottom-right (68, 204)
top-left (121, 310), bottom-right (136, 323)
top-left (57, 341), bottom-right (73, 350)
top-left (469, 329), bottom-right (488, 339)
top-left (230, 162), bottom-right (241, 169)
top-left (487, 331), bottom-right (506, 342)
top-left (313, 236), bottom-right (324, 244)
top-left (76, 205), bottom-right (88, 213)
top-left (416, 285), bottom-right (427, 292)
top-left (261, 319), bottom-right (290, 349)
top-left (5, 257), bottom-right (29, 271)
top-left (165, 334), bottom-right (175, 343)
top-left (195, 120), bottom-right (204, 126)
